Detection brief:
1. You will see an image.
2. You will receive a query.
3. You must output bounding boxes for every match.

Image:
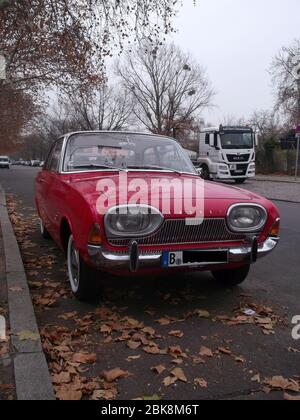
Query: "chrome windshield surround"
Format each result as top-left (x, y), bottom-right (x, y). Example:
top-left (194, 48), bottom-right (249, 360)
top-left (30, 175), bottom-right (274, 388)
top-left (104, 204), bottom-right (164, 239)
top-left (226, 203), bottom-right (268, 233)
top-left (59, 131), bottom-right (197, 176)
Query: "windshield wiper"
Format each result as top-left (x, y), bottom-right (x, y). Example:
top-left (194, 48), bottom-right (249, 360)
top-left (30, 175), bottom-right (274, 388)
top-left (73, 164), bottom-right (125, 171)
top-left (126, 165), bottom-right (185, 175)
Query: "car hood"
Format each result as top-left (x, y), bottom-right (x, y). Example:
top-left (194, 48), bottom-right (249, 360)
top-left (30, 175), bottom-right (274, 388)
top-left (65, 172), bottom-right (262, 218)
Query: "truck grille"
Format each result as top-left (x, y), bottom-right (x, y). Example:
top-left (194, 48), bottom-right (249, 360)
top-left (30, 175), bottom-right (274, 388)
top-left (108, 218), bottom-right (245, 247)
top-left (227, 154), bottom-right (250, 162)
top-left (230, 163), bottom-right (248, 176)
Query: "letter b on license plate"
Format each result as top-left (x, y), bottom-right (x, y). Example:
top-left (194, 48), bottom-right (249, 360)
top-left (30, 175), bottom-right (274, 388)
top-left (162, 252), bottom-right (183, 268)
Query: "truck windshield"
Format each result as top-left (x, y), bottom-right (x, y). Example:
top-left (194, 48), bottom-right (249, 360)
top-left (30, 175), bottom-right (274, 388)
top-left (220, 132), bottom-right (253, 150)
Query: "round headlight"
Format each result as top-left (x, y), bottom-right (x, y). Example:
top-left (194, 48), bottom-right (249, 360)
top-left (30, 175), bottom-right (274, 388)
top-left (227, 204), bottom-right (267, 232)
top-left (105, 205), bottom-right (164, 238)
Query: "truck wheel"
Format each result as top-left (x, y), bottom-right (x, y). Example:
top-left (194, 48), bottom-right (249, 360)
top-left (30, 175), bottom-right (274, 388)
top-left (201, 165), bottom-right (210, 180)
top-left (67, 235), bottom-right (101, 301)
top-left (235, 179), bottom-right (246, 184)
top-left (212, 265), bottom-right (250, 286)
top-left (40, 219), bottom-right (52, 240)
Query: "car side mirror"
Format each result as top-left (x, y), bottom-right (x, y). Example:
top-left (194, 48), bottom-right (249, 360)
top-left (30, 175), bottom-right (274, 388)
top-left (255, 134), bottom-right (259, 147)
top-left (196, 167), bottom-right (203, 178)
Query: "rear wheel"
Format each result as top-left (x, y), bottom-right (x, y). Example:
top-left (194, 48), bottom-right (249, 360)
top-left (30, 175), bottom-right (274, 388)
top-left (235, 179), bottom-right (246, 184)
top-left (212, 265), bottom-right (250, 287)
top-left (67, 235), bottom-right (101, 301)
top-left (40, 219), bottom-right (51, 240)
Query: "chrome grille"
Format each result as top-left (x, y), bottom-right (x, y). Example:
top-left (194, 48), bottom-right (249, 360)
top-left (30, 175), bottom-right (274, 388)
top-left (108, 218), bottom-right (245, 247)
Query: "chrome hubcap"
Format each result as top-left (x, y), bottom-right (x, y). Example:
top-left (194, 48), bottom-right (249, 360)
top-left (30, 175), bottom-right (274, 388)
top-left (68, 236), bottom-right (80, 293)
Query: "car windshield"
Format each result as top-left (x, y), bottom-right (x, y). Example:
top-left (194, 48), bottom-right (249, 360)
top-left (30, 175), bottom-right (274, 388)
top-left (0, 157), bottom-right (9, 162)
top-left (63, 133), bottom-right (196, 174)
top-left (220, 132), bottom-right (253, 150)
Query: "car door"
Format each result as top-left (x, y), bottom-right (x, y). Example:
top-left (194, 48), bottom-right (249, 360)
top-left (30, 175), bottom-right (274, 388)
top-left (36, 139), bottom-right (64, 238)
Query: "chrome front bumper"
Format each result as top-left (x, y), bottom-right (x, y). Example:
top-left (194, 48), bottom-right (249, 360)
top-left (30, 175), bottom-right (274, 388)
top-left (88, 237), bottom-right (279, 272)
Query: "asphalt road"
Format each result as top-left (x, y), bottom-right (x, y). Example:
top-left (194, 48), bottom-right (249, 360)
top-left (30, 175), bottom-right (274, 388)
top-left (0, 166), bottom-right (300, 400)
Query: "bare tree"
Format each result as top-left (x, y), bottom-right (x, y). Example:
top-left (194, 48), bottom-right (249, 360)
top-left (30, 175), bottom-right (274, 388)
top-left (116, 43), bottom-right (214, 137)
top-left (270, 39), bottom-right (300, 126)
top-left (62, 84), bottom-right (134, 131)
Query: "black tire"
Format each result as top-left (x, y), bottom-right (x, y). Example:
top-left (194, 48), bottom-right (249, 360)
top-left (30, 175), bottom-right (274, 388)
top-left (235, 179), bottom-right (246, 184)
top-left (40, 218), bottom-right (52, 240)
top-left (201, 164), bottom-right (210, 180)
top-left (67, 235), bottom-right (101, 301)
top-left (212, 265), bottom-right (250, 287)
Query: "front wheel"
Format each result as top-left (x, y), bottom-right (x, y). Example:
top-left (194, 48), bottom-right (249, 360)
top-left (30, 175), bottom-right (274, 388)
top-left (201, 165), bottom-right (210, 180)
top-left (67, 235), bottom-right (101, 301)
top-left (212, 265), bottom-right (250, 287)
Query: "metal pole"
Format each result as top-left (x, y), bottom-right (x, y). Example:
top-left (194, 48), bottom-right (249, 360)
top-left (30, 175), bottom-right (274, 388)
top-left (295, 135), bottom-right (300, 181)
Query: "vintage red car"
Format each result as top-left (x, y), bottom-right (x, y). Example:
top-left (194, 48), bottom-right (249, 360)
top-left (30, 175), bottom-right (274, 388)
top-left (35, 131), bottom-right (280, 301)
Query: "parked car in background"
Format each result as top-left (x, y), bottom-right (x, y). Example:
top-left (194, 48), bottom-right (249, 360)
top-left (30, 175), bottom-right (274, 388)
top-left (30, 160), bottom-right (41, 167)
top-left (0, 156), bottom-right (10, 169)
top-left (39, 161), bottom-right (45, 167)
top-left (36, 131), bottom-right (280, 301)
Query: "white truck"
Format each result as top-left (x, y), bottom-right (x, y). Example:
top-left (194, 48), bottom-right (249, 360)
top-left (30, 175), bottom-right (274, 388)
top-left (197, 125), bottom-right (257, 184)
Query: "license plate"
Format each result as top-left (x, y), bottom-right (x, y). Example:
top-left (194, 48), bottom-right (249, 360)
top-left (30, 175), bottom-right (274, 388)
top-left (162, 250), bottom-right (228, 268)
top-left (230, 164), bottom-right (237, 171)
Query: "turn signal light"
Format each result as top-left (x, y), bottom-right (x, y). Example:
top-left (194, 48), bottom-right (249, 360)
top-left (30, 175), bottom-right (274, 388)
top-left (88, 224), bottom-right (103, 245)
top-left (269, 218), bottom-right (280, 237)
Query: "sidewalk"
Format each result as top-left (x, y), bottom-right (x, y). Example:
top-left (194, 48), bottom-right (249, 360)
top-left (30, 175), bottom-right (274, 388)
top-left (243, 177), bottom-right (300, 203)
top-left (0, 185), bottom-right (54, 400)
top-left (255, 174), bottom-right (300, 184)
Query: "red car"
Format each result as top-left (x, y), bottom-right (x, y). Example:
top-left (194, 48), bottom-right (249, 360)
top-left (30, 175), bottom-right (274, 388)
top-left (35, 132), bottom-right (280, 301)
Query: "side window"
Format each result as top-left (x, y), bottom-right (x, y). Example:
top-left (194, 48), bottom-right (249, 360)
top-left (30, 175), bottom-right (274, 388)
top-left (205, 133), bottom-right (210, 145)
top-left (44, 143), bottom-right (56, 170)
top-left (48, 140), bottom-right (64, 172)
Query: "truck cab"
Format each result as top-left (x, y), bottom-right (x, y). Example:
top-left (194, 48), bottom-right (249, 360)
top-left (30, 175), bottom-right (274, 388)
top-left (197, 125), bottom-right (257, 184)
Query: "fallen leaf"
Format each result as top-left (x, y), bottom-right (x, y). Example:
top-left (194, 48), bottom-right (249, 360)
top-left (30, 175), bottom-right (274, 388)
top-left (168, 330), bottom-right (184, 338)
top-left (151, 365), bottom-right (166, 375)
top-left (142, 327), bottom-right (156, 336)
top-left (199, 346), bottom-right (213, 358)
top-left (72, 353), bottom-right (97, 364)
top-left (142, 394), bottom-right (161, 401)
top-left (126, 355), bottom-right (141, 362)
top-left (194, 378), bottom-right (208, 388)
top-left (264, 376), bottom-right (299, 392)
top-left (56, 385), bottom-right (82, 401)
top-left (156, 317), bottom-right (171, 326)
top-left (17, 330), bottom-right (40, 341)
top-left (127, 341), bottom-right (141, 350)
top-left (52, 372), bottom-right (71, 385)
top-left (195, 310), bottom-right (210, 319)
top-left (284, 393), bottom-right (300, 401)
top-left (58, 312), bottom-right (77, 320)
top-left (102, 368), bottom-right (129, 383)
top-left (163, 376), bottom-right (177, 387)
top-left (251, 374), bottom-right (261, 383)
top-left (171, 367), bottom-right (188, 383)
top-left (218, 347), bottom-right (232, 356)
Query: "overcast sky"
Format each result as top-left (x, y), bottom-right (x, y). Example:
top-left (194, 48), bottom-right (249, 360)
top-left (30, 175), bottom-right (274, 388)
top-left (171, 0), bottom-right (300, 124)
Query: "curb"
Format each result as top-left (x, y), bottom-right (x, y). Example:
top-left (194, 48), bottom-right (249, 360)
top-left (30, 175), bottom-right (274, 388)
top-left (254, 177), bottom-right (300, 185)
top-left (0, 185), bottom-right (55, 400)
